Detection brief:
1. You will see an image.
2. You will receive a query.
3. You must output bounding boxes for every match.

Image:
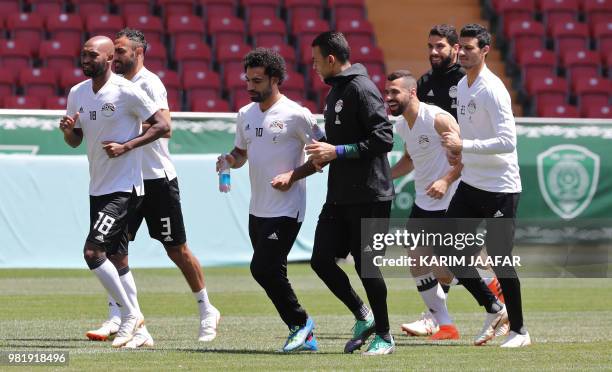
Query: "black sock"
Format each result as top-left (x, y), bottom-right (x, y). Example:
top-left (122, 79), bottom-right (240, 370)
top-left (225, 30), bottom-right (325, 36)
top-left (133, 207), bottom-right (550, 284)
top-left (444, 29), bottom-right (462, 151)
top-left (353, 303), bottom-right (370, 321)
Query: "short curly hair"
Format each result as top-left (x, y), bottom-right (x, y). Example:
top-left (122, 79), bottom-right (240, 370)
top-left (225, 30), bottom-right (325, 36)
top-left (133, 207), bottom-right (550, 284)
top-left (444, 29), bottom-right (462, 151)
top-left (243, 48), bottom-right (286, 85)
top-left (116, 28), bottom-right (147, 53)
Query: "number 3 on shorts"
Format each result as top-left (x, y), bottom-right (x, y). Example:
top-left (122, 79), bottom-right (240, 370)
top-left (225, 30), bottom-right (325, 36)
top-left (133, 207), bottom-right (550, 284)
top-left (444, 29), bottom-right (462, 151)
top-left (161, 217), bottom-right (172, 236)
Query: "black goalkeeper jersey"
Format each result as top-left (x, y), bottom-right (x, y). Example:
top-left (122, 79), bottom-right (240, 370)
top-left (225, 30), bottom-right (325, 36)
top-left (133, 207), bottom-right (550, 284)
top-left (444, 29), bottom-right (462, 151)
top-left (416, 63), bottom-right (465, 120)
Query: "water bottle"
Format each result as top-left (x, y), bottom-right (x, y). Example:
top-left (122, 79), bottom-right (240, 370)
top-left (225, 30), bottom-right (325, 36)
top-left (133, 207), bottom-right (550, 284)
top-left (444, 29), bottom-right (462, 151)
top-left (218, 154), bottom-right (231, 193)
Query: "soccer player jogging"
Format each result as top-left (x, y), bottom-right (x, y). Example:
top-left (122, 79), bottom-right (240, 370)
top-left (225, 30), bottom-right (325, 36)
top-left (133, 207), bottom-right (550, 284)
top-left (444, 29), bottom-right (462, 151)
top-left (385, 70), bottom-right (462, 340)
top-left (305, 31), bottom-right (395, 355)
top-left (59, 36), bottom-right (170, 348)
top-left (401, 24), bottom-right (505, 338)
top-left (441, 24), bottom-right (530, 347)
top-left (85, 28), bottom-right (221, 347)
top-left (217, 48), bottom-right (320, 352)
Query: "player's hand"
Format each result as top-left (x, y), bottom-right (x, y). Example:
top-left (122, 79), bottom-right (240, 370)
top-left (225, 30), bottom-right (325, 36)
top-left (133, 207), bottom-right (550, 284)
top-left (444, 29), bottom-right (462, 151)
top-left (216, 153), bottom-right (236, 172)
top-left (446, 149), bottom-right (462, 166)
top-left (305, 140), bottom-right (337, 164)
top-left (425, 179), bottom-right (449, 200)
top-left (441, 132), bottom-right (463, 152)
top-left (102, 141), bottom-right (127, 158)
top-left (59, 112), bottom-right (79, 133)
top-left (271, 171), bottom-right (294, 191)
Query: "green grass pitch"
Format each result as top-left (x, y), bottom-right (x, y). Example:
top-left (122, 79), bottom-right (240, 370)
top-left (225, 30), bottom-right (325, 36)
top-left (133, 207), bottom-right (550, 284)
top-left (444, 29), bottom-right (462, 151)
top-left (1, 264), bottom-right (611, 371)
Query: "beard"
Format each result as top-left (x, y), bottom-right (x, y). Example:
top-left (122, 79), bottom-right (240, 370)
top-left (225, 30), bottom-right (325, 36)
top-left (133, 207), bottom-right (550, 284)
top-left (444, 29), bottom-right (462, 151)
top-left (387, 100), bottom-right (407, 116)
top-left (430, 54), bottom-right (454, 71)
top-left (113, 58), bottom-right (135, 75)
top-left (83, 62), bottom-right (106, 78)
top-left (248, 85), bottom-right (273, 103)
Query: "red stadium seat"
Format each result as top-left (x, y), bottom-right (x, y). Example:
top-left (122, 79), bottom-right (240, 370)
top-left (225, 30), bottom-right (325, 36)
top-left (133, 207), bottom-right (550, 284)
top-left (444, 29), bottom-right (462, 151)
top-left (367, 63), bottom-right (386, 92)
top-left (199, 0), bottom-right (237, 18)
top-left (518, 48), bottom-right (556, 82)
top-left (182, 68), bottom-right (222, 103)
top-left (0, 40), bottom-right (32, 70)
top-left (530, 76), bottom-right (568, 111)
top-left (60, 68), bottom-right (87, 91)
top-left (158, 0), bottom-right (195, 17)
top-left (538, 103), bottom-right (579, 117)
top-left (540, 0), bottom-right (579, 31)
top-left (351, 43), bottom-right (385, 71)
top-left (223, 68), bottom-right (246, 91)
top-left (19, 68), bottom-right (58, 98)
top-left (152, 69), bottom-right (182, 105)
top-left (329, 0), bottom-right (366, 24)
top-left (208, 16), bottom-right (246, 46)
top-left (44, 96), bottom-right (68, 110)
top-left (574, 77), bottom-right (610, 107)
top-left (292, 18), bottom-right (331, 48)
top-left (254, 34), bottom-right (287, 48)
top-left (191, 97), bottom-right (231, 112)
top-left (0, 69), bottom-right (16, 97)
top-left (114, 0), bottom-right (152, 15)
top-left (583, 0), bottom-right (612, 23)
top-left (497, 0), bottom-right (536, 36)
top-left (0, 0), bottom-right (20, 14)
top-left (337, 19), bottom-right (374, 45)
top-left (166, 15), bottom-right (206, 45)
top-left (286, 0), bottom-right (323, 23)
top-left (525, 73), bottom-right (565, 95)
top-left (125, 15), bottom-right (164, 43)
top-left (581, 102), bottom-right (612, 118)
top-left (144, 40), bottom-right (168, 71)
top-left (3, 96), bottom-right (43, 109)
top-left (46, 13), bottom-right (84, 47)
top-left (551, 21), bottom-right (589, 51)
top-left (6, 13), bottom-right (44, 54)
top-left (86, 14), bottom-right (125, 40)
top-left (174, 40), bottom-right (212, 72)
top-left (309, 74), bottom-right (330, 108)
top-left (231, 88), bottom-right (252, 110)
top-left (259, 43), bottom-right (297, 70)
top-left (243, 0), bottom-right (279, 19)
top-left (72, 0), bottom-right (110, 15)
top-left (282, 71), bottom-right (306, 97)
top-left (562, 49), bottom-right (601, 82)
top-left (39, 40), bottom-right (79, 70)
top-left (249, 17), bottom-right (286, 44)
top-left (507, 20), bottom-right (546, 60)
top-left (216, 42), bottom-right (251, 73)
top-left (593, 20), bottom-right (612, 50)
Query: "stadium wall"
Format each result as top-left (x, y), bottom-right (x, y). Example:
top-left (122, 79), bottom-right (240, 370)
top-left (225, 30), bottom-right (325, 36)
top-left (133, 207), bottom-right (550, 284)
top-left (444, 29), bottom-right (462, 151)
top-left (1, 111), bottom-right (611, 268)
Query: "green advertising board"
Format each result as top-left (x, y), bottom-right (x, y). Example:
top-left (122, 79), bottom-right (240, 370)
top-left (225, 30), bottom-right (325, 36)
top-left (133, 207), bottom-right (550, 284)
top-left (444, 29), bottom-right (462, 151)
top-left (1, 110), bottom-right (611, 224)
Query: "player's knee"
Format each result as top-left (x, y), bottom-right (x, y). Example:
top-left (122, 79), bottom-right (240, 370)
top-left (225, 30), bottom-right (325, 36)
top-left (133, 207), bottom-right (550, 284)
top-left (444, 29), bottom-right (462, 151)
top-left (83, 246), bottom-right (106, 269)
top-left (108, 253), bottom-right (128, 268)
top-left (310, 254), bottom-right (332, 276)
top-left (249, 259), bottom-right (270, 284)
top-left (165, 243), bottom-right (188, 263)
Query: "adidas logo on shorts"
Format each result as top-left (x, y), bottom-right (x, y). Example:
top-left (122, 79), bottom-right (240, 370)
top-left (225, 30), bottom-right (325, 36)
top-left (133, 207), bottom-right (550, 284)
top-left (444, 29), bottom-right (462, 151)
top-left (267, 232), bottom-right (279, 240)
top-left (163, 236), bottom-right (173, 242)
top-left (95, 234), bottom-right (104, 242)
top-left (493, 210), bottom-right (504, 218)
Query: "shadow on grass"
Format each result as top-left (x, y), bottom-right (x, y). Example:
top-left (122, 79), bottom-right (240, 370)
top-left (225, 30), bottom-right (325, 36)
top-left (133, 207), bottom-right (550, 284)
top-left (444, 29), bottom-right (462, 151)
top-left (175, 348), bottom-right (346, 355)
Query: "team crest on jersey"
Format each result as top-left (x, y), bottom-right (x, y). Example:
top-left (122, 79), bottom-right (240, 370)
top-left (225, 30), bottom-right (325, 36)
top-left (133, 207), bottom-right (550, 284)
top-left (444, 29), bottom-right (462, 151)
top-left (418, 135), bottom-right (430, 149)
top-left (467, 100), bottom-right (476, 114)
top-left (101, 103), bottom-right (116, 117)
top-left (334, 99), bottom-right (344, 113)
top-left (448, 85), bottom-right (457, 98)
top-left (269, 120), bottom-right (284, 134)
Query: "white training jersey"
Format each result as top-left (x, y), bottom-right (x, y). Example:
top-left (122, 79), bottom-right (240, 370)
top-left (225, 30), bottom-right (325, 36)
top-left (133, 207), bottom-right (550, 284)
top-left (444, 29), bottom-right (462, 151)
top-left (67, 73), bottom-right (159, 196)
top-left (235, 95), bottom-right (319, 222)
top-left (456, 65), bottom-right (522, 193)
top-left (130, 67), bottom-right (176, 180)
top-left (395, 103), bottom-right (459, 211)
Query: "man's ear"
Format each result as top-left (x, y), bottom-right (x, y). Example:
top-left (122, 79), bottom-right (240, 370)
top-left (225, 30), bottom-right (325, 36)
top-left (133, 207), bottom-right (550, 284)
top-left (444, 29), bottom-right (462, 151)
top-left (327, 54), bottom-right (336, 66)
top-left (481, 44), bottom-right (490, 57)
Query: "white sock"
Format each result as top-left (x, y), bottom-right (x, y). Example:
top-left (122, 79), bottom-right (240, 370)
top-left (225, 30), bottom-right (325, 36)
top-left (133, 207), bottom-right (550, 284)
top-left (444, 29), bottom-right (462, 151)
top-left (107, 294), bottom-right (121, 323)
top-left (92, 260), bottom-right (136, 317)
top-left (193, 288), bottom-right (212, 316)
top-left (414, 273), bottom-right (453, 326)
top-left (119, 270), bottom-right (143, 318)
